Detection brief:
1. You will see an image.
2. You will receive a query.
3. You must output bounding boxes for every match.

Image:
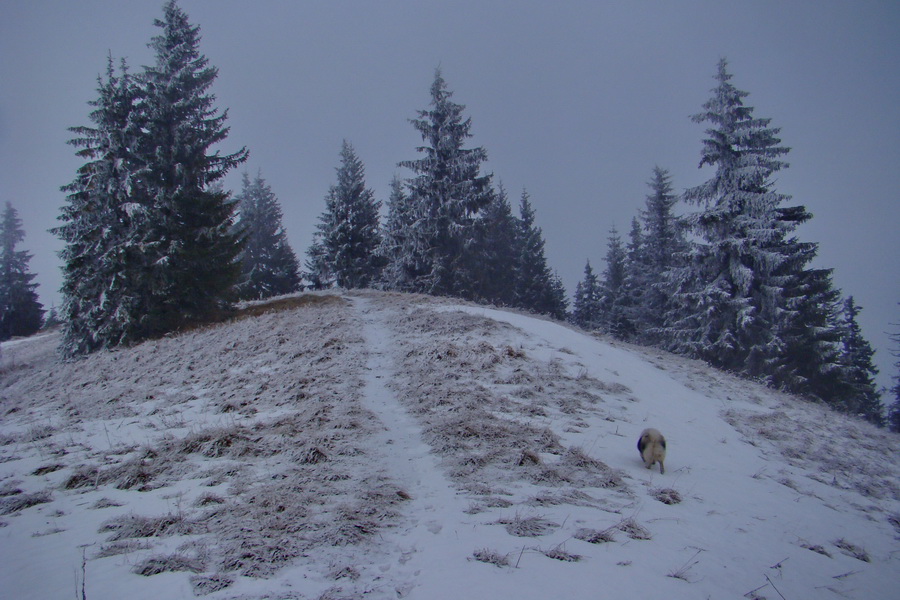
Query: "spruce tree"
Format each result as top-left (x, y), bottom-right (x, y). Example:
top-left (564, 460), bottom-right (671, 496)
top-left (234, 171), bottom-right (300, 300)
top-left (56, 57), bottom-right (144, 355)
top-left (572, 260), bottom-right (602, 330)
top-left (307, 141), bottom-right (382, 289)
top-left (836, 297), bottom-right (884, 425)
top-left (598, 226), bottom-right (633, 339)
top-left (672, 59), bottom-right (794, 375)
top-left (638, 167), bottom-right (687, 345)
top-left (379, 176), bottom-right (416, 292)
top-left (547, 272), bottom-right (570, 322)
top-left (888, 314), bottom-right (900, 433)
top-left (398, 69), bottom-right (493, 297)
top-left (514, 190), bottom-right (560, 316)
top-left (470, 183), bottom-right (519, 306)
top-left (138, 0), bottom-right (247, 334)
top-left (767, 205), bottom-right (845, 401)
top-left (0, 202), bottom-right (44, 340)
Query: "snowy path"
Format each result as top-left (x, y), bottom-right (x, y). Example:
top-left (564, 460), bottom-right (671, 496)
top-left (351, 296), bottom-right (487, 599)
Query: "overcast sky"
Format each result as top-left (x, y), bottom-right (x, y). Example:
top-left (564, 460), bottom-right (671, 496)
top-left (2, 0), bottom-right (898, 388)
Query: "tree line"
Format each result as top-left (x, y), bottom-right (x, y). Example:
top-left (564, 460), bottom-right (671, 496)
top-left (0, 1), bottom-right (897, 430)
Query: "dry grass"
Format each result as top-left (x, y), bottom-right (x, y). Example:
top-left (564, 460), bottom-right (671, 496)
top-left (0, 490), bottom-right (52, 514)
top-left (472, 548), bottom-right (511, 567)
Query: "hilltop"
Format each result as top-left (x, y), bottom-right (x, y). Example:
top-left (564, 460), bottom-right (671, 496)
top-left (1, 291), bottom-right (898, 599)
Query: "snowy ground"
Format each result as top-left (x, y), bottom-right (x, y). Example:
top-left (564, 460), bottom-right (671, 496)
top-left (1, 290), bottom-right (898, 599)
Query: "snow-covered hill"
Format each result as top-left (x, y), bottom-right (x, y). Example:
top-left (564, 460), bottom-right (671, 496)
top-left (1, 291), bottom-right (898, 600)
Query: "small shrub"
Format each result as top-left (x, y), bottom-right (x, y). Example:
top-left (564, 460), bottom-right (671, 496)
top-left (472, 548), bottom-right (510, 567)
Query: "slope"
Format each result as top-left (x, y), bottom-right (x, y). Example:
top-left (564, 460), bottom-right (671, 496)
top-left (0, 290), bottom-right (897, 599)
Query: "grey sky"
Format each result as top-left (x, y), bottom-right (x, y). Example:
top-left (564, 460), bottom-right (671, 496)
top-left (1, 0), bottom-right (898, 389)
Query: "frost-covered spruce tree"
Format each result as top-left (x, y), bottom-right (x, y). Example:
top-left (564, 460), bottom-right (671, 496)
top-left (836, 297), bottom-right (884, 425)
top-left (0, 202), bottom-right (44, 340)
top-left (56, 57), bottom-right (144, 355)
top-left (572, 260), bottom-right (602, 330)
top-left (670, 59), bottom-right (794, 375)
top-left (307, 141), bottom-right (382, 289)
top-left (767, 205), bottom-right (845, 401)
top-left (233, 171), bottom-right (300, 300)
top-left (398, 69), bottom-right (493, 298)
top-left (888, 317), bottom-right (900, 433)
top-left (598, 226), bottom-right (633, 339)
top-left (379, 176), bottom-right (415, 292)
top-left (515, 190), bottom-right (562, 317)
top-left (137, 0), bottom-right (247, 334)
top-left (623, 217), bottom-right (650, 337)
top-left (638, 167), bottom-right (687, 345)
top-left (470, 183), bottom-right (519, 306)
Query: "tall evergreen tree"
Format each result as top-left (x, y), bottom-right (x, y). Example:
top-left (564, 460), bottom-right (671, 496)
top-left (0, 202), bottom-right (44, 340)
top-left (888, 313), bottom-right (900, 433)
top-left (137, 0), bottom-right (247, 334)
top-left (598, 226), bottom-right (633, 339)
top-left (56, 56), bottom-right (144, 355)
top-left (470, 183), bottom-right (519, 306)
top-left (623, 216), bottom-right (649, 337)
top-left (397, 69), bottom-right (493, 297)
top-left (638, 167), bottom-right (687, 344)
top-left (572, 260), bottom-right (602, 330)
top-left (233, 171), bottom-right (300, 300)
top-left (307, 141), bottom-right (382, 289)
top-left (767, 205), bottom-right (845, 401)
top-left (547, 271), bottom-right (570, 322)
top-left (514, 190), bottom-right (561, 317)
top-left (379, 176), bottom-right (416, 292)
top-left (836, 297), bottom-right (883, 425)
top-left (669, 59), bottom-right (794, 375)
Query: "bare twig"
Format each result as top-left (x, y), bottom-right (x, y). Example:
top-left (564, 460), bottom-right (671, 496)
top-left (765, 574), bottom-right (788, 600)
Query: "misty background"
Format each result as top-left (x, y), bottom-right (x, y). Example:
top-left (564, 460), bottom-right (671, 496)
top-left (1, 0), bottom-right (897, 389)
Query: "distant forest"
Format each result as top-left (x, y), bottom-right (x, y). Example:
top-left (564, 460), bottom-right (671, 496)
top-left (1, 1), bottom-right (896, 431)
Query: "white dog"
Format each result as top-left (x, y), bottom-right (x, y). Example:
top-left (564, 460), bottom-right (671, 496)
top-left (637, 428), bottom-right (666, 474)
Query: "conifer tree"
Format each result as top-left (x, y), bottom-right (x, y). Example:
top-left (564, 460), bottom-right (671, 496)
top-left (572, 260), bottom-right (602, 330)
top-left (56, 57), bottom-right (144, 355)
top-left (623, 216), bottom-right (649, 338)
top-left (137, 0), bottom-right (247, 334)
top-left (670, 59), bottom-right (794, 375)
top-left (548, 271), bottom-right (570, 322)
top-left (379, 176), bottom-right (416, 292)
top-left (471, 183), bottom-right (519, 306)
top-left (514, 190), bottom-right (560, 316)
top-left (767, 205), bottom-right (845, 401)
top-left (888, 314), bottom-right (900, 433)
top-left (598, 226), bottom-right (633, 339)
top-left (234, 171), bottom-right (300, 300)
top-left (0, 202), bottom-right (44, 340)
top-left (638, 167), bottom-right (686, 344)
top-left (836, 297), bottom-right (884, 425)
top-left (307, 141), bottom-right (382, 289)
top-left (398, 69), bottom-right (493, 297)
